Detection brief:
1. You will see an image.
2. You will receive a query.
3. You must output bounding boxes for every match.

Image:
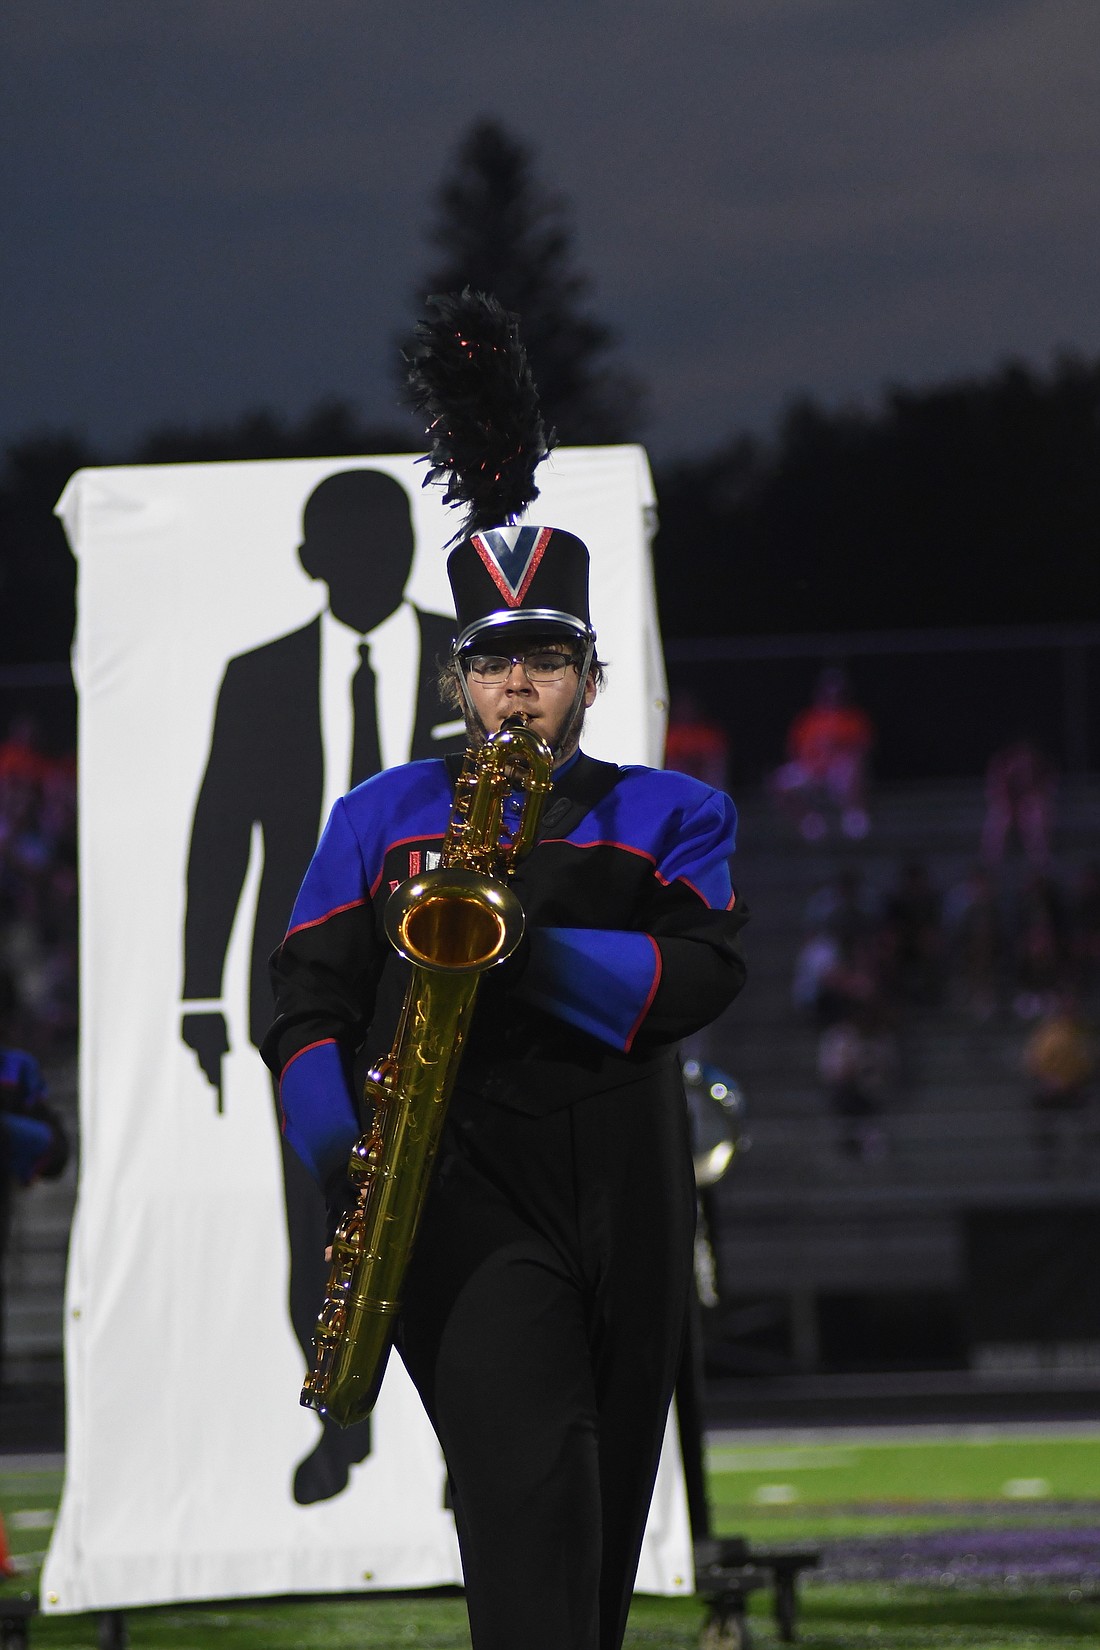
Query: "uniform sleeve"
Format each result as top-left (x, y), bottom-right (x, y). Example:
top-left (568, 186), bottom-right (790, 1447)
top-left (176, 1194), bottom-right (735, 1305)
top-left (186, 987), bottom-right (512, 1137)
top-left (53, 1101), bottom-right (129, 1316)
top-left (515, 786), bottom-right (746, 1052)
top-left (260, 798), bottom-right (382, 1189)
top-left (2, 1113), bottom-right (58, 1185)
top-left (0, 1052), bottom-right (68, 1183)
top-left (17, 1052), bottom-right (47, 1107)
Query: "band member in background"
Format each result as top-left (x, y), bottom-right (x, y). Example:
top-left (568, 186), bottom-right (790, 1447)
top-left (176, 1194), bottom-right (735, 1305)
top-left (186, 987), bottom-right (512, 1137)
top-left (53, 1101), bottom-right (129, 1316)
top-left (0, 969), bottom-right (69, 1381)
top-left (261, 295), bottom-right (749, 1650)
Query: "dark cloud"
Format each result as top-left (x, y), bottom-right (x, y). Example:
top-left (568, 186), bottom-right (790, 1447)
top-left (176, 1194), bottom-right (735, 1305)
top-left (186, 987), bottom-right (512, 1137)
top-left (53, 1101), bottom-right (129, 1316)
top-left (3, 0), bottom-right (1099, 459)
top-left (736, 0), bottom-right (1032, 54)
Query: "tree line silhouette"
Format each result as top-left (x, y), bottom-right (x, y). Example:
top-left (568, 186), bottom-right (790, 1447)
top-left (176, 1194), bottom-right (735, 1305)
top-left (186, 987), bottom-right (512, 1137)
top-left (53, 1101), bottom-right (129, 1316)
top-left (2, 119), bottom-right (1097, 667)
top-left (654, 356), bottom-right (1100, 638)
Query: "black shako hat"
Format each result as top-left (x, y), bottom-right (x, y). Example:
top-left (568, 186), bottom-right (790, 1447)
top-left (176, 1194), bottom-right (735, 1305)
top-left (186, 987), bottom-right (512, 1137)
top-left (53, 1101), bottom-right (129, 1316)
top-left (405, 288), bottom-right (597, 691)
top-left (447, 524), bottom-right (595, 654)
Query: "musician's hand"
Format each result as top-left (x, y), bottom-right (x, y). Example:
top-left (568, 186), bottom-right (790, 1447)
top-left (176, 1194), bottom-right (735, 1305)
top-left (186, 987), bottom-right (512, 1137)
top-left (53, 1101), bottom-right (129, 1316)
top-left (324, 1169), bottom-right (357, 1248)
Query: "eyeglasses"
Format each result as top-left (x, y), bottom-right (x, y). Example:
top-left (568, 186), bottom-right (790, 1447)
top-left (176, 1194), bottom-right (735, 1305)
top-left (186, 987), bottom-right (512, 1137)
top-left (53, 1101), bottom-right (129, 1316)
top-left (464, 649), bottom-right (580, 684)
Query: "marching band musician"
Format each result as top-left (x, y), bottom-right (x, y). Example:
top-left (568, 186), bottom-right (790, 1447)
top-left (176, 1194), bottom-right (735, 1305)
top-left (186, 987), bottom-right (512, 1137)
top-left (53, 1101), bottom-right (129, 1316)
top-left (261, 295), bottom-right (748, 1650)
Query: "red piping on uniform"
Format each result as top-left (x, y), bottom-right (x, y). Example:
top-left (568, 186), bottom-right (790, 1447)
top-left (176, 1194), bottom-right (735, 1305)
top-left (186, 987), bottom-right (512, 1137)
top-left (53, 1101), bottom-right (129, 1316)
top-left (655, 869), bottom-right (724, 909)
top-left (541, 836), bottom-right (730, 911)
top-left (623, 937), bottom-right (662, 1053)
top-left (285, 898), bottom-right (367, 939)
top-left (279, 1037), bottom-right (337, 1080)
top-left (277, 1037), bottom-right (338, 1131)
top-left (540, 836), bottom-right (658, 868)
top-left (369, 834), bottom-right (443, 896)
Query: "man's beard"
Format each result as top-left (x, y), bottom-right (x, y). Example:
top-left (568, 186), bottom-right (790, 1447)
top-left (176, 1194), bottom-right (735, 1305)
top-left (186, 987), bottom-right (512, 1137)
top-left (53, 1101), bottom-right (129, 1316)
top-left (463, 703), bottom-right (586, 763)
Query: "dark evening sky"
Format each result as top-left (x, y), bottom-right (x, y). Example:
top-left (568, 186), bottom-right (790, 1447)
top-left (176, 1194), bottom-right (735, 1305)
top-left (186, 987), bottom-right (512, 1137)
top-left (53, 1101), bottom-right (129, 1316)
top-left (5, 0), bottom-right (1099, 461)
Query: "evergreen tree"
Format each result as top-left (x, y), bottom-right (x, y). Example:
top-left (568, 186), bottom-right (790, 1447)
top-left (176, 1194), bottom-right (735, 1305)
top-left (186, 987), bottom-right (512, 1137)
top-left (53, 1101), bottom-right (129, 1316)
top-left (407, 118), bottom-right (644, 445)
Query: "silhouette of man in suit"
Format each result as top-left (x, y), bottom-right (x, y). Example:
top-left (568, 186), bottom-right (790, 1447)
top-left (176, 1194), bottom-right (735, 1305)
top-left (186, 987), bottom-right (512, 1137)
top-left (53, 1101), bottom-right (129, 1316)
top-left (181, 467), bottom-right (462, 1503)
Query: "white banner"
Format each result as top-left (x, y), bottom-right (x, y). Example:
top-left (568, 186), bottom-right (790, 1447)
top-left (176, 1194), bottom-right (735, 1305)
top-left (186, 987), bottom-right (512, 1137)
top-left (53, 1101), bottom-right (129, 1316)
top-left (42, 448), bottom-right (693, 1614)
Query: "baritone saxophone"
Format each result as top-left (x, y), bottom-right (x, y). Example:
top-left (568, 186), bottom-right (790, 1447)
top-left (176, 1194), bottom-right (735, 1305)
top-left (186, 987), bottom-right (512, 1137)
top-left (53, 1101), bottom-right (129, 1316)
top-left (300, 713), bottom-right (553, 1427)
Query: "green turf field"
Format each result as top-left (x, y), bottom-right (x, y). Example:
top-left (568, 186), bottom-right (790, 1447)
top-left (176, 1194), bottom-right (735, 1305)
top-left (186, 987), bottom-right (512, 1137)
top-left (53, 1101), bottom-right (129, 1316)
top-left (707, 1429), bottom-right (1100, 1543)
top-left (3, 1434), bottom-right (1100, 1647)
top-left (708, 1431), bottom-right (1100, 1512)
top-left (4, 1588), bottom-right (1099, 1648)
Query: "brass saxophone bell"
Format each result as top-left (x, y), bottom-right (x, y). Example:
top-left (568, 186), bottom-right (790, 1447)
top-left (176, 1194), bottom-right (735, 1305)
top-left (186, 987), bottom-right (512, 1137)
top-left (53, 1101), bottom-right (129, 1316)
top-left (385, 869), bottom-right (525, 975)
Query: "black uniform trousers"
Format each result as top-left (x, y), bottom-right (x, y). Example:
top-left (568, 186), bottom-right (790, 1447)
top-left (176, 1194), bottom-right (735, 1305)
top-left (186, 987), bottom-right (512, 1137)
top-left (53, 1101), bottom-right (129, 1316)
top-left (397, 1060), bottom-right (696, 1650)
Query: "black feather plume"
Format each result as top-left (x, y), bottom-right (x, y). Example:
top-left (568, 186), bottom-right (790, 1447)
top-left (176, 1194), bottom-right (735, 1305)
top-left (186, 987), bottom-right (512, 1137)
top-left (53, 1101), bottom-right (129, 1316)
top-left (405, 289), bottom-right (555, 542)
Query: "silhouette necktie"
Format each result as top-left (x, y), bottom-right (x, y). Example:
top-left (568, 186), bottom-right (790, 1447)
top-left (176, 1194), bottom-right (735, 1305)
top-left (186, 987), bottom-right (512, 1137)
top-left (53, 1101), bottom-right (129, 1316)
top-left (350, 641), bottom-right (382, 785)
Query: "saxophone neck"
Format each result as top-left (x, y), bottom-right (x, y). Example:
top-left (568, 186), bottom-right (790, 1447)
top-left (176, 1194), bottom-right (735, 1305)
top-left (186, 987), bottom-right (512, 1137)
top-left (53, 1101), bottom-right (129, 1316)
top-left (494, 714), bottom-right (554, 771)
top-left (445, 717), bottom-right (553, 875)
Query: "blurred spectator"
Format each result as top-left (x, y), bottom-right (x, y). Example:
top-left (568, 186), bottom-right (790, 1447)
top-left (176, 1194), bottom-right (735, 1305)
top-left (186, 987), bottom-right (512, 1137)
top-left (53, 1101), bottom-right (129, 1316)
top-left (792, 927), bottom-right (880, 1025)
top-left (804, 868), bottom-right (880, 953)
top-left (0, 718), bottom-right (78, 1054)
top-left (1012, 870), bottom-right (1070, 1019)
top-left (816, 1003), bottom-right (898, 1161)
top-left (0, 967), bottom-right (70, 1374)
top-left (1022, 993), bottom-right (1096, 1160)
top-left (944, 865), bottom-right (1007, 1020)
top-left (881, 861), bottom-right (943, 1008)
top-left (664, 691), bottom-right (730, 789)
top-left (1069, 861), bottom-right (1100, 999)
top-left (770, 667), bottom-right (874, 842)
top-left (793, 931), bottom-right (844, 1018)
top-left (0, 716), bottom-right (54, 789)
top-left (981, 737), bottom-right (1057, 869)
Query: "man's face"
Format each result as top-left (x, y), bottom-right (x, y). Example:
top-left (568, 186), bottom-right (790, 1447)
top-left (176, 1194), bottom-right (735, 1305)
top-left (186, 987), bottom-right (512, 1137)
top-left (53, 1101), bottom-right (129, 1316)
top-left (461, 635), bottom-right (597, 760)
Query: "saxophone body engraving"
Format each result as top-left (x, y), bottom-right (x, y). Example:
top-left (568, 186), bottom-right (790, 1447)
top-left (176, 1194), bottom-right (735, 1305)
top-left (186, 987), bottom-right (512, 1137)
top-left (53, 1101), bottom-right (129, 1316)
top-left (301, 715), bottom-right (553, 1426)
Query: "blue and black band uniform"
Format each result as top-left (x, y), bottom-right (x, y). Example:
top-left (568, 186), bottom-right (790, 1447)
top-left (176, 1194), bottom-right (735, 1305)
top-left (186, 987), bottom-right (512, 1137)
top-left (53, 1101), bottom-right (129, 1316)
top-left (262, 750), bottom-right (747, 1650)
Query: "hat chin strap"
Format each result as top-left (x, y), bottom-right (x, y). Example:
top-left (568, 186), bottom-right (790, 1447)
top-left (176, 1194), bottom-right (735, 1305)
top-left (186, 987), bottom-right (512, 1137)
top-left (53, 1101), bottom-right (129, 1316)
top-left (456, 636), bottom-right (596, 764)
top-left (548, 637), bottom-right (596, 761)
